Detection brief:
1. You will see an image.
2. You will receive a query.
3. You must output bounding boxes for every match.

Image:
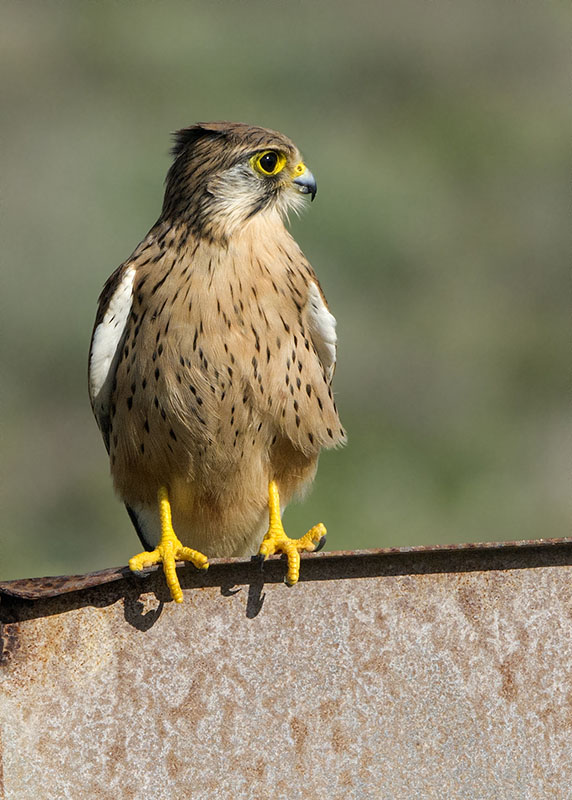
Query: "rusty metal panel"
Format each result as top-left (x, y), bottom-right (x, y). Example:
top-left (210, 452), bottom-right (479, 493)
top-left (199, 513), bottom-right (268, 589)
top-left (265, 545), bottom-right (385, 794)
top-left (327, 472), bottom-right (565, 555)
top-left (1, 541), bottom-right (572, 799)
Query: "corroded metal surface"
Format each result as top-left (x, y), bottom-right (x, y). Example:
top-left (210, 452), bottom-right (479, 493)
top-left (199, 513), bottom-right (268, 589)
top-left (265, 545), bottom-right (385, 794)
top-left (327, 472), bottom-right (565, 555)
top-left (2, 536), bottom-right (572, 599)
top-left (1, 543), bottom-right (572, 798)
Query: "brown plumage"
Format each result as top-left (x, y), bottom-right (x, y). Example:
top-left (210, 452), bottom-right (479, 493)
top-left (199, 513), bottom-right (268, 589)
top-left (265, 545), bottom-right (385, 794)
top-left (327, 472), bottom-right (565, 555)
top-left (89, 122), bottom-right (345, 600)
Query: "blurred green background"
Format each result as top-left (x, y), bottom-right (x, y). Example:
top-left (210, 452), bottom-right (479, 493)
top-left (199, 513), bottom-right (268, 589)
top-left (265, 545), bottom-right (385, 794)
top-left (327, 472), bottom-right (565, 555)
top-left (1, 0), bottom-right (569, 580)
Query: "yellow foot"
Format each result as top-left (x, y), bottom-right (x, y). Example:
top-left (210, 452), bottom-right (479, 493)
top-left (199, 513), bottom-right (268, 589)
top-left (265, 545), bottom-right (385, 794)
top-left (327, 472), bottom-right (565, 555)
top-left (258, 480), bottom-right (327, 586)
top-left (128, 486), bottom-right (208, 603)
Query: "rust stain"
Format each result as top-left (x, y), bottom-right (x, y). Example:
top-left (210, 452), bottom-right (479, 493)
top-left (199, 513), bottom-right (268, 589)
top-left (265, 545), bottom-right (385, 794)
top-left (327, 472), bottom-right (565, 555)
top-left (499, 657), bottom-right (518, 702)
top-left (0, 625), bottom-right (16, 667)
top-left (290, 715), bottom-right (308, 759)
top-left (331, 724), bottom-right (349, 755)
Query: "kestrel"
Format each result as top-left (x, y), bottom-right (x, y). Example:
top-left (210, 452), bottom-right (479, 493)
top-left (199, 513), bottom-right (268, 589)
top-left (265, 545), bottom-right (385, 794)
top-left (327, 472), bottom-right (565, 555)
top-left (88, 122), bottom-right (345, 603)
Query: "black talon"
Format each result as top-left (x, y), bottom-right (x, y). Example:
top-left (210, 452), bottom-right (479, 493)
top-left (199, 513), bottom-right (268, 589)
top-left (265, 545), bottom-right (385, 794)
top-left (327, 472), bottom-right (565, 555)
top-left (131, 568), bottom-right (153, 580)
top-left (252, 553), bottom-right (266, 572)
top-left (314, 534), bottom-right (327, 553)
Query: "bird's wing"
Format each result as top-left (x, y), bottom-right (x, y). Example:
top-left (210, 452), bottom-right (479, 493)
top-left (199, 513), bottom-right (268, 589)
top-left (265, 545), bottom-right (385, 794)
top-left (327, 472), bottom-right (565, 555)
top-left (88, 263), bottom-right (136, 451)
top-left (89, 263), bottom-right (161, 551)
top-left (305, 280), bottom-right (337, 381)
top-left (260, 265), bottom-right (345, 455)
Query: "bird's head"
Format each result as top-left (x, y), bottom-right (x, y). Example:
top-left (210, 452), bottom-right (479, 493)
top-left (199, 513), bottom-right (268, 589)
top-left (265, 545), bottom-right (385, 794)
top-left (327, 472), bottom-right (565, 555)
top-left (161, 121), bottom-right (317, 242)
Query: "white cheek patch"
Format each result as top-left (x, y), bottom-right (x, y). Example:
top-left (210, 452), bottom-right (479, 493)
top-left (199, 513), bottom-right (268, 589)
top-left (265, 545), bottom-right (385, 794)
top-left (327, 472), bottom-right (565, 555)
top-left (89, 266), bottom-right (136, 404)
top-left (307, 281), bottom-right (337, 380)
top-left (209, 163), bottom-right (258, 234)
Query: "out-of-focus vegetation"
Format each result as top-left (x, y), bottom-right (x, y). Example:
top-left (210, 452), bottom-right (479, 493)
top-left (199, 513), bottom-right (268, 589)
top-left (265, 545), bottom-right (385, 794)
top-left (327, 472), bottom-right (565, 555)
top-left (1, 0), bottom-right (569, 579)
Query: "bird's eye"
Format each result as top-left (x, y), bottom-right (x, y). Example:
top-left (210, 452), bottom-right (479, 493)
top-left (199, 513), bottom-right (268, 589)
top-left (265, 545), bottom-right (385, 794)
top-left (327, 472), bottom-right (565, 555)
top-left (259, 152), bottom-right (278, 173)
top-left (251, 150), bottom-right (286, 177)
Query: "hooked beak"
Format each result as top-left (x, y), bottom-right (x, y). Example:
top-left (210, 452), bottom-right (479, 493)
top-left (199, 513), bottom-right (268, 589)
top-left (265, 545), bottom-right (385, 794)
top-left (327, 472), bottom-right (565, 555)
top-left (292, 166), bottom-right (317, 201)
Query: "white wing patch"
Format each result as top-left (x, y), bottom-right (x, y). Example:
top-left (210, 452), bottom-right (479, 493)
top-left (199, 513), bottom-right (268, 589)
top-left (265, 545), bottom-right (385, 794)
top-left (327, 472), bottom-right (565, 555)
top-left (306, 281), bottom-right (337, 380)
top-left (127, 501), bottom-right (160, 550)
top-left (89, 266), bottom-right (135, 407)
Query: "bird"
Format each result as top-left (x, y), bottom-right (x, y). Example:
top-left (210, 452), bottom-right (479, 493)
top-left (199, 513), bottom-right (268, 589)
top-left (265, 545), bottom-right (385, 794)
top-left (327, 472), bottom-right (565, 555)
top-left (88, 121), bottom-right (345, 603)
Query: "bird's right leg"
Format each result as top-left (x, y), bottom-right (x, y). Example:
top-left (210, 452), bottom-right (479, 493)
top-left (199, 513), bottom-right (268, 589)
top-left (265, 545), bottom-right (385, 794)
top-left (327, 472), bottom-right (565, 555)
top-left (258, 480), bottom-right (326, 585)
top-left (129, 486), bottom-right (208, 603)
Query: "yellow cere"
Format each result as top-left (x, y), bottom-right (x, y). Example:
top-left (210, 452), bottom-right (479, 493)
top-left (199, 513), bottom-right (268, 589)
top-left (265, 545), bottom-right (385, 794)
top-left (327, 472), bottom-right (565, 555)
top-left (251, 150), bottom-right (287, 177)
top-left (293, 162), bottom-right (306, 177)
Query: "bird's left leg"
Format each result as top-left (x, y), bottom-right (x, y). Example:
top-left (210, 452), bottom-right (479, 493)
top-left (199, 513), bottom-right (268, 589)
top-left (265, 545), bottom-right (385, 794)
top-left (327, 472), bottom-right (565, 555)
top-left (258, 480), bottom-right (326, 585)
top-left (129, 486), bottom-right (208, 603)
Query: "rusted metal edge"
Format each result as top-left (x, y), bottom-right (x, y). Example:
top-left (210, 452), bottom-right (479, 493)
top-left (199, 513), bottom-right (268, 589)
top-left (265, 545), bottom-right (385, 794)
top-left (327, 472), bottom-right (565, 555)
top-left (1, 536), bottom-right (571, 600)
